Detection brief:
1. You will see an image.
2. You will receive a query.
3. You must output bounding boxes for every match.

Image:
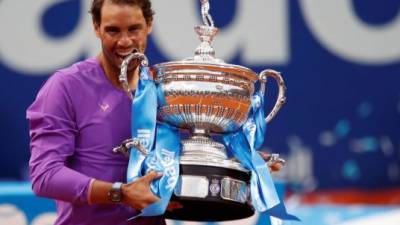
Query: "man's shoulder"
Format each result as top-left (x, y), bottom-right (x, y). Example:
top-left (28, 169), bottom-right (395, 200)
top-left (38, 57), bottom-right (102, 96)
top-left (57, 57), bottom-right (100, 78)
top-left (49, 57), bottom-right (102, 87)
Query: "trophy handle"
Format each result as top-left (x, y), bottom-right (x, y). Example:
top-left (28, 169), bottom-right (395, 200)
top-left (119, 52), bottom-right (149, 99)
top-left (112, 138), bottom-right (149, 157)
top-left (258, 69), bottom-right (287, 123)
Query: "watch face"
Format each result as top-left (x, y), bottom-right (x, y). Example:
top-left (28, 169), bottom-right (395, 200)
top-left (109, 182), bottom-right (123, 202)
top-left (111, 191), bottom-right (121, 202)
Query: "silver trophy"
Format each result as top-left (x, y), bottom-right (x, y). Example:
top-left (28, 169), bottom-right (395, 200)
top-left (115, 0), bottom-right (286, 221)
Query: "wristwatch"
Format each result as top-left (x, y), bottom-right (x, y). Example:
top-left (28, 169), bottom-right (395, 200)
top-left (108, 182), bottom-right (123, 203)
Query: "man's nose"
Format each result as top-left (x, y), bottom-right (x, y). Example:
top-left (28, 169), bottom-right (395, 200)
top-left (118, 34), bottom-right (134, 47)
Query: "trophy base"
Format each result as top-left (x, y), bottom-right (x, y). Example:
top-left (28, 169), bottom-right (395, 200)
top-left (164, 197), bottom-right (254, 221)
top-left (164, 164), bottom-right (253, 221)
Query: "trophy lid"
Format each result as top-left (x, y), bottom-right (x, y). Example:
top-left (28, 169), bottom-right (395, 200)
top-left (153, 0), bottom-right (258, 82)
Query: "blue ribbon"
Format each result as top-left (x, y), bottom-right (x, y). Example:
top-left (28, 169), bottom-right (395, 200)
top-left (127, 67), bottom-right (157, 183)
top-left (138, 122), bottom-right (180, 217)
top-left (127, 67), bottom-right (180, 219)
top-left (223, 92), bottom-right (299, 220)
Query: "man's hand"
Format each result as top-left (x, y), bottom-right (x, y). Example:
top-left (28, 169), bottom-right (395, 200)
top-left (257, 151), bottom-right (285, 172)
top-left (121, 171), bottom-right (162, 210)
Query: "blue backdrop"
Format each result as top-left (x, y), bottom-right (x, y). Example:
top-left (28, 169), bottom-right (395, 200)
top-left (0, 0), bottom-right (399, 192)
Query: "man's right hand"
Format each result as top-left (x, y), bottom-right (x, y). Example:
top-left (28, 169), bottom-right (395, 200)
top-left (121, 171), bottom-right (162, 210)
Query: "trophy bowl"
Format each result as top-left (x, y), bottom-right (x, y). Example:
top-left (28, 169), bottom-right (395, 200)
top-left (155, 61), bottom-right (257, 133)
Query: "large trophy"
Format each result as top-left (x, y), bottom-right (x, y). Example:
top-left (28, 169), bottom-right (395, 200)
top-left (115, 0), bottom-right (287, 221)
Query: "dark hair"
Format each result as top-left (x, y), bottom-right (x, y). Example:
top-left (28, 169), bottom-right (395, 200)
top-left (90, 0), bottom-right (154, 25)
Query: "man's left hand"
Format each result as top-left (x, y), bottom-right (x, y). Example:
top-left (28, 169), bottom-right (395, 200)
top-left (257, 151), bottom-right (285, 172)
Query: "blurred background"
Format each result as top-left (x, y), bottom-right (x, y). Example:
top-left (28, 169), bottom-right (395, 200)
top-left (0, 0), bottom-right (399, 224)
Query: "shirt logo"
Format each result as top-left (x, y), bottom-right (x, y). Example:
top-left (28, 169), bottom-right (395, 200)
top-left (99, 103), bottom-right (109, 111)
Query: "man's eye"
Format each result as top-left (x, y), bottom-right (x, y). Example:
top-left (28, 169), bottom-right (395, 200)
top-left (106, 28), bottom-right (119, 34)
top-left (129, 26), bottom-right (142, 33)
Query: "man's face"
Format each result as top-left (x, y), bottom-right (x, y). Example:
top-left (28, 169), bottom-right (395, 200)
top-left (94, 0), bottom-right (152, 73)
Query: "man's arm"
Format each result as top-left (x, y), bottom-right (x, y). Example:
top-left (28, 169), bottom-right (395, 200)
top-left (27, 72), bottom-right (161, 210)
top-left (89, 171), bottom-right (161, 210)
top-left (27, 72), bottom-right (92, 204)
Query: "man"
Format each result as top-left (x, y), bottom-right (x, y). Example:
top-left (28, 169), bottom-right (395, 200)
top-left (27, 0), bottom-right (164, 224)
top-left (27, 0), bottom-right (283, 224)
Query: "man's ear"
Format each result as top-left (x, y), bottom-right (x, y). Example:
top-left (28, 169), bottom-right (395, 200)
top-left (147, 21), bottom-right (153, 34)
top-left (93, 21), bottom-right (101, 38)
